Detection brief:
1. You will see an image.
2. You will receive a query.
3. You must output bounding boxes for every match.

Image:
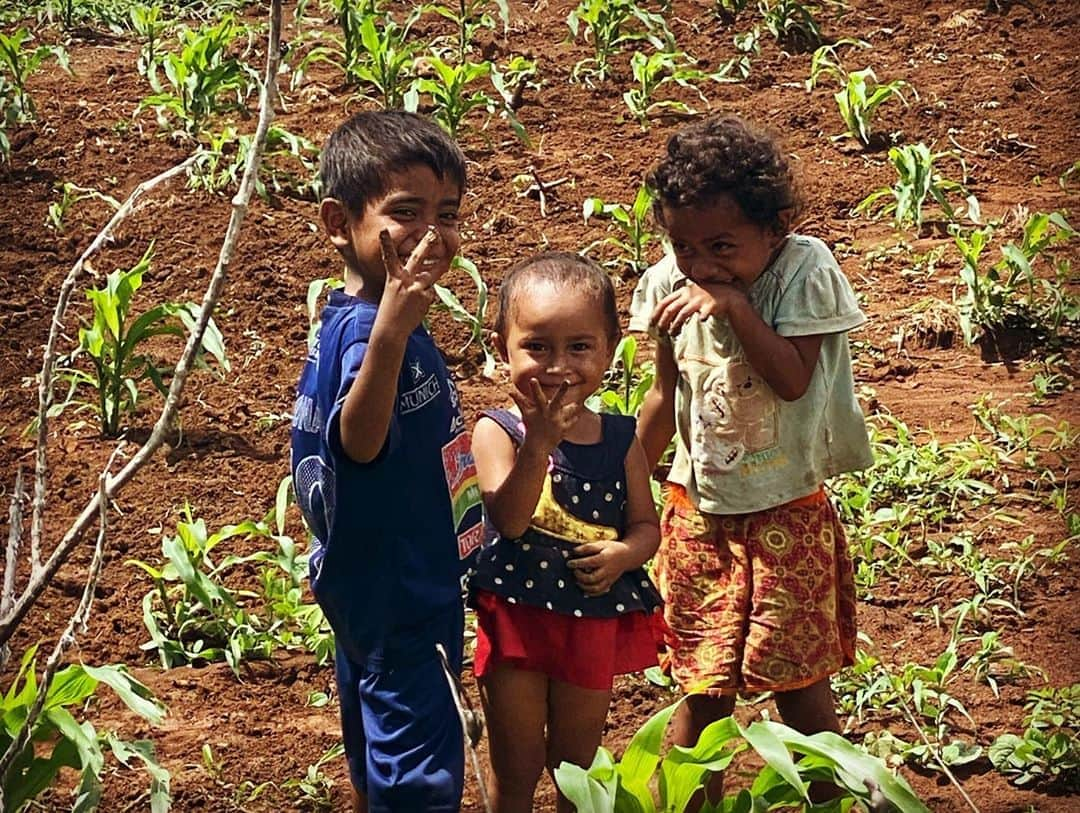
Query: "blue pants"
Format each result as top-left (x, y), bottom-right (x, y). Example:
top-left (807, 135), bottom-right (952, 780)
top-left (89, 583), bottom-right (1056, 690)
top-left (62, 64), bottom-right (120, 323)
top-left (335, 602), bottom-right (465, 812)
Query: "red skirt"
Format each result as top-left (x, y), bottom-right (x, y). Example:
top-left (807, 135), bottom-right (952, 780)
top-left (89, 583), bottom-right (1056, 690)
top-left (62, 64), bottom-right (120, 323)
top-left (473, 590), bottom-right (666, 691)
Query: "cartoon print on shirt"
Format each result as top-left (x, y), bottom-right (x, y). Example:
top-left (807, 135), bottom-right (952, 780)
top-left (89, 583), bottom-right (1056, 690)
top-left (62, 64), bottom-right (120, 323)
top-left (684, 352), bottom-right (779, 474)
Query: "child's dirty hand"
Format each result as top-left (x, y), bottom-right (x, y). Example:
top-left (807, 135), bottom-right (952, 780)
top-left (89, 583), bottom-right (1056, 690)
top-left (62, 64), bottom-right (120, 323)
top-left (568, 540), bottom-right (632, 596)
top-left (511, 378), bottom-right (580, 454)
top-left (376, 226), bottom-right (445, 337)
top-left (652, 281), bottom-right (747, 334)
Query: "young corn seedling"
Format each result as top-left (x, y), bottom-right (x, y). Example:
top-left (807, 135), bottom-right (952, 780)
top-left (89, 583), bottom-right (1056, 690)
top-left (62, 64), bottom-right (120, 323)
top-left (804, 37), bottom-right (870, 91)
top-left (431, 255), bottom-right (497, 378)
top-left (140, 15), bottom-right (259, 137)
top-left (0, 27), bottom-right (70, 156)
top-left (45, 181), bottom-right (121, 233)
top-left (834, 67), bottom-right (909, 146)
top-left (567, 0), bottom-right (674, 83)
top-left (413, 56), bottom-right (495, 138)
top-left (297, 7), bottom-right (423, 108)
top-left (586, 334), bottom-right (654, 416)
top-left (426, 0), bottom-right (510, 64)
top-left (713, 0), bottom-right (751, 24)
top-left (63, 244), bottom-right (230, 437)
top-left (583, 184), bottom-right (659, 274)
top-left (758, 0), bottom-right (823, 52)
top-left (854, 143), bottom-right (970, 233)
top-left (622, 50), bottom-right (737, 129)
top-left (129, 3), bottom-right (171, 78)
top-left (190, 124), bottom-right (321, 200)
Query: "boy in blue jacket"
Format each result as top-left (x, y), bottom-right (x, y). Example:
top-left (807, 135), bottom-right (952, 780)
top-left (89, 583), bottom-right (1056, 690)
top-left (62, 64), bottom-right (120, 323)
top-left (290, 111), bottom-right (483, 812)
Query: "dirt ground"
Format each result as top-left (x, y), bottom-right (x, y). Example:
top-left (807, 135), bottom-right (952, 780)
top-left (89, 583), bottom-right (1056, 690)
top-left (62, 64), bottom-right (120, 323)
top-left (1, 0), bottom-right (1078, 810)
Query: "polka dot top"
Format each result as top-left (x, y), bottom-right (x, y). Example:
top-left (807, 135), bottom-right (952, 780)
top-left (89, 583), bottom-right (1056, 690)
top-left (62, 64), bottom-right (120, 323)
top-left (468, 409), bottom-right (663, 620)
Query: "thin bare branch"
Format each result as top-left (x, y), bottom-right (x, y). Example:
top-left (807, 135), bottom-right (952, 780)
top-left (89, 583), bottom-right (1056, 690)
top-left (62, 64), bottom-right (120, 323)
top-left (0, 466), bottom-right (25, 672)
top-left (0, 0), bottom-right (282, 650)
top-left (0, 449), bottom-right (115, 796)
top-left (29, 155), bottom-right (197, 581)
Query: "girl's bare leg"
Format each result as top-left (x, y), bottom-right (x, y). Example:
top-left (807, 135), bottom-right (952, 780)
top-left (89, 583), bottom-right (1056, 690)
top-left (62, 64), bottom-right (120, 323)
top-left (479, 665), bottom-right (549, 813)
top-left (775, 678), bottom-right (843, 802)
top-left (672, 693), bottom-right (736, 810)
top-left (545, 679), bottom-right (612, 813)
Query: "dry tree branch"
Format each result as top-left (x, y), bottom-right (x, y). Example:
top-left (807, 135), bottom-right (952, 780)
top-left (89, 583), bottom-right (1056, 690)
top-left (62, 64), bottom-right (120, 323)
top-left (0, 448), bottom-right (116, 806)
top-left (0, 0), bottom-right (283, 650)
top-left (0, 466), bottom-right (25, 672)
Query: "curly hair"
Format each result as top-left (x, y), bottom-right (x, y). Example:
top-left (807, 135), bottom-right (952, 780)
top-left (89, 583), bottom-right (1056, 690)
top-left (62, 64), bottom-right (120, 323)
top-left (494, 252), bottom-right (620, 343)
top-left (647, 115), bottom-right (801, 234)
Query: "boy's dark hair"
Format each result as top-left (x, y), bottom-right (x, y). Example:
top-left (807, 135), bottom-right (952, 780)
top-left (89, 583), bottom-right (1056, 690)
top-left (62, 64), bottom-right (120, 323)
top-left (648, 115), bottom-right (801, 234)
top-left (495, 252), bottom-right (621, 343)
top-left (320, 111), bottom-right (467, 214)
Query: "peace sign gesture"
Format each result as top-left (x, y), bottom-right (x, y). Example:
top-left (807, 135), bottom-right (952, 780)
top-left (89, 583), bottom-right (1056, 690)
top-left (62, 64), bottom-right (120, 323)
top-left (511, 378), bottom-right (581, 456)
top-left (375, 226), bottom-right (447, 340)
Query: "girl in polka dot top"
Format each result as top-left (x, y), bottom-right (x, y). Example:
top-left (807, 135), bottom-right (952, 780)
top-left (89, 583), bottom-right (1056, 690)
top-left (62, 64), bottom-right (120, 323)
top-left (468, 252), bottom-right (664, 813)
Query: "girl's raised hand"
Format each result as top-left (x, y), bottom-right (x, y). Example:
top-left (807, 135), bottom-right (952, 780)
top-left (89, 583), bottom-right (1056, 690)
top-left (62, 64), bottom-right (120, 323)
top-left (511, 378), bottom-right (580, 455)
top-left (376, 226), bottom-right (445, 339)
top-left (652, 281), bottom-right (746, 335)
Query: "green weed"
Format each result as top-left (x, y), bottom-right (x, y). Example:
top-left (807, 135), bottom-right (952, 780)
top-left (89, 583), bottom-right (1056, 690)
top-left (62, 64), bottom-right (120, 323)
top-left (555, 700), bottom-right (929, 811)
top-left (990, 684), bottom-right (1080, 789)
top-left (44, 181), bottom-right (121, 233)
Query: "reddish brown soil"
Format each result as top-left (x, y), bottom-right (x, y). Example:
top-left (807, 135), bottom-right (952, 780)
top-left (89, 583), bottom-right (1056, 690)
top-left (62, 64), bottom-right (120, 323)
top-left (1, 0), bottom-right (1078, 811)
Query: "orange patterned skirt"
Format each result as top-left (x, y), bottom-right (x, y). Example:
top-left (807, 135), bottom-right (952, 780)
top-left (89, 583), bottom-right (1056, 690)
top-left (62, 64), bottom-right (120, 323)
top-left (656, 484), bottom-right (856, 695)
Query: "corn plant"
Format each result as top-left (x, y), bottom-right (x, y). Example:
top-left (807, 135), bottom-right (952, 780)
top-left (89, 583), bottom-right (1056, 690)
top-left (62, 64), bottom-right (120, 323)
top-left (426, 0), bottom-right (510, 63)
top-left (990, 684), bottom-right (1080, 789)
top-left (60, 245), bottom-right (230, 437)
top-left (713, 0), bottom-right (750, 23)
top-left (833, 67), bottom-right (909, 146)
top-left (953, 211), bottom-right (1078, 347)
top-left (586, 335), bottom-right (654, 416)
top-left (554, 700), bottom-right (929, 811)
top-left (804, 37), bottom-right (870, 91)
top-left (44, 181), bottom-right (121, 232)
top-left (1, 646), bottom-right (170, 812)
top-left (489, 54), bottom-right (539, 111)
top-left (758, 0), bottom-right (822, 52)
top-left (0, 28), bottom-right (70, 159)
top-left (414, 56), bottom-right (495, 138)
top-left (129, 3), bottom-right (171, 78)
top-left (297, 7), bottom-right (422, 108)
top-left (140, 15), bottom-right (259, 137)
top-left (583, 184), bottom-right (659, 274)
top-left (566, 0), bottom-right (674, 83)
top-left (432, 255), bottom-right (496, 378)
top-left (854, 143), bottom-right (969, 232)
top-left (622, 51), bottom-right (708, 128)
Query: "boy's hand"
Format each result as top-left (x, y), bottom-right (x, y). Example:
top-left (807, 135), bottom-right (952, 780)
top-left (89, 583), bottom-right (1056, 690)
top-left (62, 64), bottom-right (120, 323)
top-left (652, 281), bottom-right (747, 335)
top-left (511, 379), bottom-right (580, 456)
top-left (568, 540), bottom-right (633, 596)
top-left (374, 227), bottom-right (446, 339)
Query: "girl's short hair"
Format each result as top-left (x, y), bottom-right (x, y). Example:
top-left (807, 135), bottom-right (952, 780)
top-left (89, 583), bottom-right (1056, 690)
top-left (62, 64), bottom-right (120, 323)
top-left (495, 252), bottom-right (621, 342)
top-left (648, 115), bottom-right (801, 233)
top-left (319, 111), bottom-right (466, 215)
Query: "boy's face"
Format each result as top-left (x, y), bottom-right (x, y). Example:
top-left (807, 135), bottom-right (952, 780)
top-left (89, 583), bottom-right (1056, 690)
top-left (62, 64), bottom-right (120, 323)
top-left (662, 194), bottom-right (787, 290)
top-left (322, 164), bottom-right (462, 300)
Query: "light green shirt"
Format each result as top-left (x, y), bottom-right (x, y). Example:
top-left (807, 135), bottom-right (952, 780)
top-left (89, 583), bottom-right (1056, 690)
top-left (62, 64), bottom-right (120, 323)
top-left (629, 235), bottom-right (873, 514)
